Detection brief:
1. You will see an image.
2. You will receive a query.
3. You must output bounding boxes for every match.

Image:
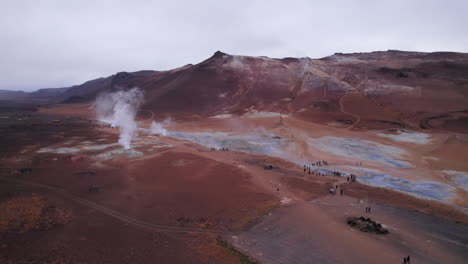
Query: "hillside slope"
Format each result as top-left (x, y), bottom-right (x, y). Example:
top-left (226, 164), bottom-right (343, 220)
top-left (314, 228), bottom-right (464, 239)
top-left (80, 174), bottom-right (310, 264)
top-left (3, 50), bottom-right (467, 131)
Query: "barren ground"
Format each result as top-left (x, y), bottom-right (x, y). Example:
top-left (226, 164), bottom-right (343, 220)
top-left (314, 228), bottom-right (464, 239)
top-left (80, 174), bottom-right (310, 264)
top-left (0, 103), bottom-right (467, 263)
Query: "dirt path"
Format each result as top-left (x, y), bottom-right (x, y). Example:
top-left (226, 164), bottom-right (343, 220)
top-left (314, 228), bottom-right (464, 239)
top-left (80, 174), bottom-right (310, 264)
top-left (339, 90), bottom-right (361, 128)
top-left (0, 177), bottom-right (227, 235)
top-left (337, 67), bottom-right (370, 129)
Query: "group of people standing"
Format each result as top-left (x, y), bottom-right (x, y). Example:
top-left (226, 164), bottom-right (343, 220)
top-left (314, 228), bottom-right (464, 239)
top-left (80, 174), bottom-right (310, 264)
top-left (304, 166), bottom-right (323, 176)
top-left (210, 147), bottom-right (229, 151)
top-left (304, 160), bottom-right (329, 174)
top-left (312, 160), bottom-right (328, 166)
top-left (303, 162), bottom-right (360, 184)
top-left (332, 171), bottom-right (343, 176)
top-left (347, 174), bottom-right (357, 182)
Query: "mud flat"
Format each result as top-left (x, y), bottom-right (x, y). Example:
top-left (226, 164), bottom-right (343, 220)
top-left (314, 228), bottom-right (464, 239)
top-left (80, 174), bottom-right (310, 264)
top-left (441, 170), bottom-right (468, 191)
top-left (377, 130), bottom-right (432, 144)
top-left (167, 131), bottom-right (289, 157)
top-left (308, 136), bottom-right (412, 168)
top-left (357, 173), bottom-right (462, 207)
top-left (34, 135), bottom-right (173, 161)
top-left (157, 127), bottom-right (467, 211)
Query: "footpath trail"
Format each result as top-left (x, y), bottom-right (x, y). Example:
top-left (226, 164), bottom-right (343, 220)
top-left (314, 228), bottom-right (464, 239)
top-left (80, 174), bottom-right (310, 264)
top-left (0, 177), bottom-right (228, 235)
top-left (339, 90), bottom-right (361, 129)
top-left (338, 67), bottom-right (371, 129)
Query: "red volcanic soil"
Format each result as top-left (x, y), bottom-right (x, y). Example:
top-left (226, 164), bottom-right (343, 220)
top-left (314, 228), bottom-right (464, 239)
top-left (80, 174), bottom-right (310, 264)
top-left (339, 91), bottom-right (404, 129)
top-left (127, 151), bottom-right (278, 229)
top-left (0, 110), bottom-right (280, 263)
top-left (425, 135), bottom-right (468, 172)
top-left (0, 182), bottom-right (241, 264)
top-left (38, 103), bottom-right (94, 119)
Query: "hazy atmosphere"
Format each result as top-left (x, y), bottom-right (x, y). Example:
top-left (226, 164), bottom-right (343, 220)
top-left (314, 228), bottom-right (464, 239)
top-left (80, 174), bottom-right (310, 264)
top-left (1, 0), bottom-right (467, 91)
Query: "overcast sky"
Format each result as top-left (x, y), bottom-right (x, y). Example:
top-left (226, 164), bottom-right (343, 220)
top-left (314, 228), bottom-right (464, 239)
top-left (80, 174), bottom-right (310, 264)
top-left (1, 0), bottom-right (467, 91)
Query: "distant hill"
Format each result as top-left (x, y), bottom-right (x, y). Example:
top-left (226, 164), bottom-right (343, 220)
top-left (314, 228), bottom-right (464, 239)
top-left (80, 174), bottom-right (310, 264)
top-left (2, 50), bottom-right (467, 132)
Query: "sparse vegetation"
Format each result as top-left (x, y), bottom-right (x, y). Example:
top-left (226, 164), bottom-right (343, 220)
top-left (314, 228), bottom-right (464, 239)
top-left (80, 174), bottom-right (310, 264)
top-left (257, 203), bottom-right (280, 217)
top-left (237, 202), bottom-right (281, 230)
top-left (216, 237), bottom-right (257, 264)
top-left (0, 194), bottom-right (72, 233)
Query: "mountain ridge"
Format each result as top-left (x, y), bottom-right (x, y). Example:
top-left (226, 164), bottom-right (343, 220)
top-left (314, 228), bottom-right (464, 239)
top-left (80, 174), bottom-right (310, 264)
top-left (1, 50), bottom-right (467, 132)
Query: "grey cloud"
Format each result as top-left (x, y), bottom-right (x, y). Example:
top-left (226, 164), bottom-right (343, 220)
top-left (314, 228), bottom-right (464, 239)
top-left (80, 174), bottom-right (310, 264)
top-left (1, 0), bottom-right (467, 91)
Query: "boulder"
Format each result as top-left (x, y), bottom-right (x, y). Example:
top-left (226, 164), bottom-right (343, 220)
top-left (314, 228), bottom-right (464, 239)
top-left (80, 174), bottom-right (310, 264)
top-left (347, 216), bottom-right (389, 234)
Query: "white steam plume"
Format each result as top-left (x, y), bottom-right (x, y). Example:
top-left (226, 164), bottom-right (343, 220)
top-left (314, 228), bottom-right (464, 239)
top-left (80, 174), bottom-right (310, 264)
top-left (95, 87), bottom-right (144, 150)
top-left (149, 121), bottom-right (168, 136)
top-left (149, 117), bottom-right (172, 136)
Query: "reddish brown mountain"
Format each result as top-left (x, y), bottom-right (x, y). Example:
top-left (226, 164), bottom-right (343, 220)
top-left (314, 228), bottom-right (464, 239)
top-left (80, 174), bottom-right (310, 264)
top-left (3, 50), bottom-right (468, 132)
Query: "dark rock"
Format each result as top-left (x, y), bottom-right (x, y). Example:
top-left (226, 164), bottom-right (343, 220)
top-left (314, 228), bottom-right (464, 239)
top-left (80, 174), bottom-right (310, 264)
top-left (78, 171), bottom-right (96, 176)
top-left (88, 186), bottom-right (99, 192)
top-left (18, 168), bottom-right (32, 174)
top-left (347, 216), bottom-right (389, 234)
top-left (176, 217), bottom-right (194, 223)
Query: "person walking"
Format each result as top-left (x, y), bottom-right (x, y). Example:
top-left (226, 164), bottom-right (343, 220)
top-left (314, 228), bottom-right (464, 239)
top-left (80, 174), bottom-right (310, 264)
top-left (340, 189), bottom-right (343, 196)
